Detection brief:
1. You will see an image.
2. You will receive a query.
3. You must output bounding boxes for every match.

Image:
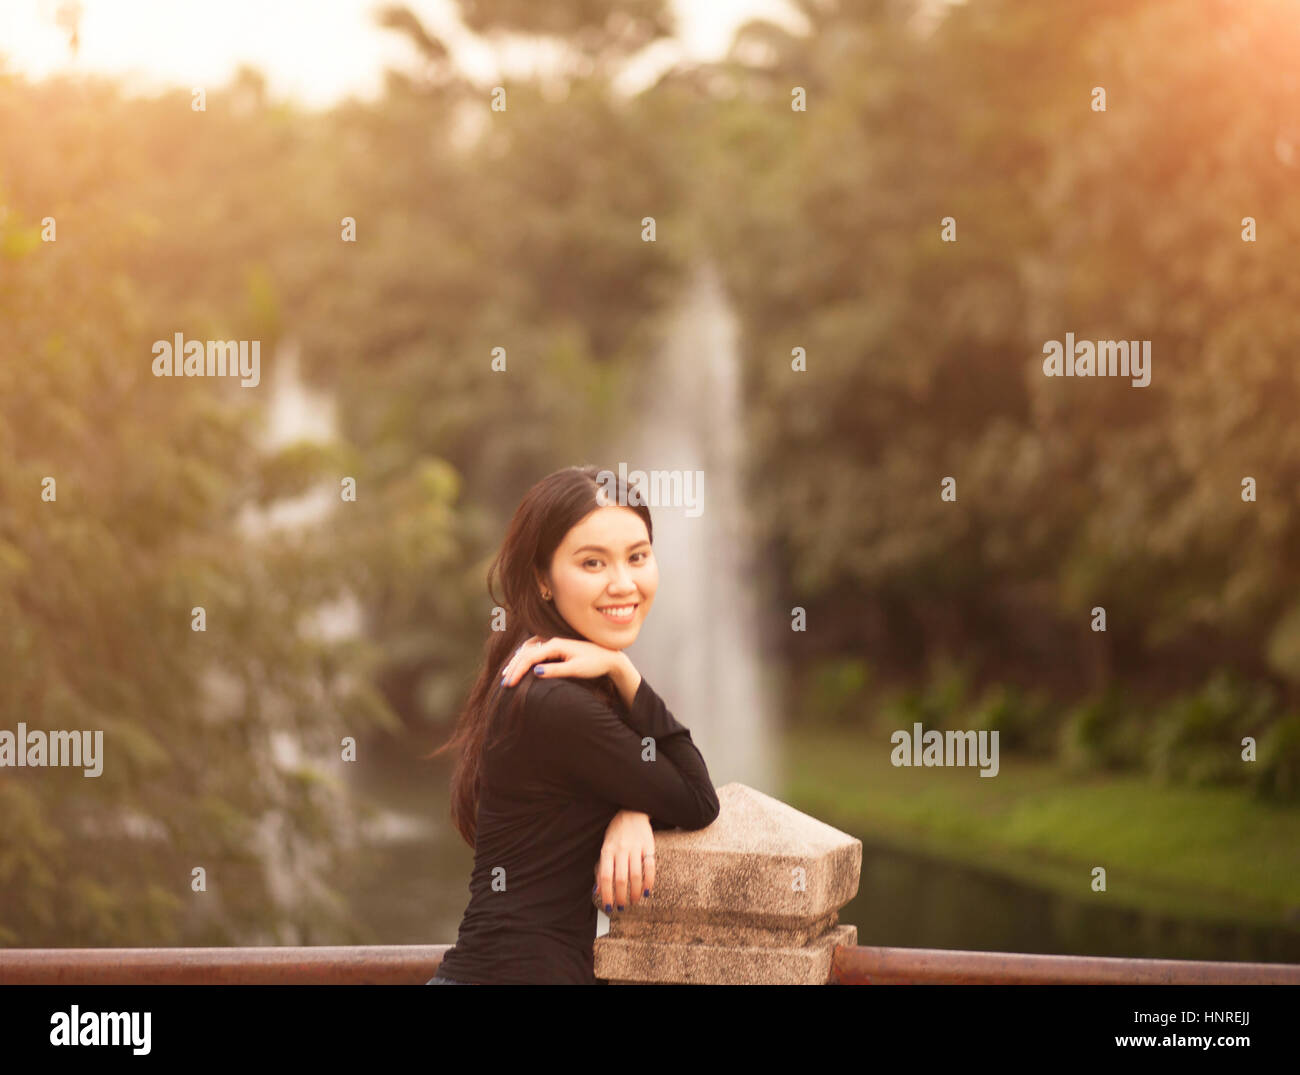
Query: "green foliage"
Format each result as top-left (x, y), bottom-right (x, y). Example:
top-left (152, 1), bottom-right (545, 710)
top-left (0, 77), bottom-right (404, 945)
top-left (802, 656), bottom-right (872, 726)
top-left (0, 0), bottom-right (703, 945)
top-left (701, 0), bottom-right (1300, 692)
top-left (878, 654), bottom-right (974, 732)
top-left (1266, 603), bottom-right (1300, 685)
top-left (1058, 686), bottom-right (1144, 774)
top-left (1052, 672), bottom-right (1300, 804)
top-left (5, 0), bottom-right (1300, 948)
top-left (926, 656), bottom-right (974, 728)
top-left (1147, 671), bottom-right (1278, 788)
top-left (447, 0), bottom-right (675, 58)
top-left (1253, 714), bottom-right (1300, 803)
top-left (969, 682), bottom-right (1056, 758)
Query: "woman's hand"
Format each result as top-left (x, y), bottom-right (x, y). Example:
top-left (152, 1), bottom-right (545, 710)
top-left (501, 635), bottom-right (625, 688)
top-left (594, 809), bottom-right (655, 913)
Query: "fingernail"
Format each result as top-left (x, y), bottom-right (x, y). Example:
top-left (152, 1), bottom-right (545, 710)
top-left (643, 888), bottom-right (650, 898)
top-left (592, 883), bottom-right (598, 895)
top-left (604, 903), bottom-right (612, 913)
top-left (534, 666), bottom-right (545, 675)
top-left (617, 904), bottom-right (625, 912)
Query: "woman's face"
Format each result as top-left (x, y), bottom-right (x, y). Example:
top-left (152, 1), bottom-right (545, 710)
top-left (541, 506), bottom-right (657, 649)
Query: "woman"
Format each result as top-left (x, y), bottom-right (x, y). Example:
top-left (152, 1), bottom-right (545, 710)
top-left (425, 464), bottom-right (720, 984)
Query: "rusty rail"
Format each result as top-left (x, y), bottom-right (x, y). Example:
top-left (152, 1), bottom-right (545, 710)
top-left (0, 945), bottom-right (452, 985)
top-left (1, 943), bottom-right (1296, 984)
top-left (830, 945), bottom-right (1300, 984)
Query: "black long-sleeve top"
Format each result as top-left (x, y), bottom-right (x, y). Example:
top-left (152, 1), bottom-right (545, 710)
top-left (436, 671), bottom-right (720, 984)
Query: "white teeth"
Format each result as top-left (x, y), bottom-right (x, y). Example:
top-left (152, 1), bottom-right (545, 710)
top-left (599, 605), bottom-right (636, 619)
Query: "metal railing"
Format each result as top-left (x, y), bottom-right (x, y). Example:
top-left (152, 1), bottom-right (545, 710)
top-left (0, 945), bottom-right (453, 985)
top-left (830, 945), bottom-right (1300, 985)
top-left (2, 943), bottom-right (1297, 984)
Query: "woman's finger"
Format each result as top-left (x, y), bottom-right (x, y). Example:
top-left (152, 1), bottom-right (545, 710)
top-left (515, 639), bottom-right (571, 684)
top-left (596, 846), bottom-right (615, 913)
top-left (502, 636), bottom-right (549, 685)
top-left (628, 849), bottom-right (644, 906)
top-left (642, 850), bottom-right (656, 898)
top-left (509, 638), bottom-right (551, 684)
top-left (499, 639), bottom-right (529, 681)
top-left (531, 657), bottom-right (573, 679)
top-left (612, 849), bottom-right (629, 911)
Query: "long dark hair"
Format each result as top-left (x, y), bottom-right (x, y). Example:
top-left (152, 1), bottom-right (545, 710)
top-left (426, 464), bottom-right (654, 848)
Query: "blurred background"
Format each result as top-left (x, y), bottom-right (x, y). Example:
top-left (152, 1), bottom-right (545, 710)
top-left (1, 0), bottom-right (1299, 962)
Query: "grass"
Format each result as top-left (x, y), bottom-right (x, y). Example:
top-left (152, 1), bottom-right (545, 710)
top-left (781, 724), bottom-right (1300, 930)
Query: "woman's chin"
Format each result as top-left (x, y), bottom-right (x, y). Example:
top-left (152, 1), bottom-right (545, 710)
top-left (595, 628), bottom-right (636, 649)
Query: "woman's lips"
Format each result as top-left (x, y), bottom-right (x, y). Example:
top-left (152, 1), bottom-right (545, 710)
top-left (597, 603), bottom-right (638, 624)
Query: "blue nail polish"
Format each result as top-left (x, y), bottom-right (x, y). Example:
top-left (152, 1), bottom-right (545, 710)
top-left (604, 903), bottom-right (612, 913)
top-left (643, 888), bottom-right (650, 897)
top-left (617, 904), bottom-right (625, 911)
top-left (534, 666), bottom-right (545, 675)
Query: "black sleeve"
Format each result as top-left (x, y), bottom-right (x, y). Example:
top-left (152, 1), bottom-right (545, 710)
top-left (529, 676), bottom-right (720, 831)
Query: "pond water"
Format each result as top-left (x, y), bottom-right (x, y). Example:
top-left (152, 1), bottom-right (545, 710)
top-left (842, 837), bottom-right (1300, 964)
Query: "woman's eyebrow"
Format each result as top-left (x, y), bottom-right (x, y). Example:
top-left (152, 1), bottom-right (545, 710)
top-left (572, 541), bottom-right (651, 554)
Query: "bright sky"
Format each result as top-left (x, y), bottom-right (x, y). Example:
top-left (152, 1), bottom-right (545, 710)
top-left (0, 0), bottom-right (807, 107)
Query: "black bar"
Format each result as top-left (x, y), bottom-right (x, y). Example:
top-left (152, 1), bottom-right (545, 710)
top-left (0, 983), bottom-right (1293, 1062)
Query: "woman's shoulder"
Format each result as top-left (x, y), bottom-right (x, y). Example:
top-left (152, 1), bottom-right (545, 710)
top-left (520, 674), bottom-right (620, 722)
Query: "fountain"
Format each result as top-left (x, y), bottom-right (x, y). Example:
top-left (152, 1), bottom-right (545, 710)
top-left (619, 260), bottom-right (777, 795)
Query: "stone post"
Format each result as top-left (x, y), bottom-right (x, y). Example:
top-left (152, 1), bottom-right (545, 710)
top-left (594, 783), bottom-right (861, 984)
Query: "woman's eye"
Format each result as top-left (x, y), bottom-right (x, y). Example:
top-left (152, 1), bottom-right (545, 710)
top-left (584, 553), bottom-right (647, 568)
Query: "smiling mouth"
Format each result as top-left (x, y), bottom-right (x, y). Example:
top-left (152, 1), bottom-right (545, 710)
top-left (596, 603), bottom-right (638, 623)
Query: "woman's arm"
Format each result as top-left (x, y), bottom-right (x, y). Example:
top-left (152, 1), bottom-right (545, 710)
top-left (606, 651), bottom-right (642, 708)
top-left (609, 655), bottom-right (702, 829)
top-left (527, 671), bottom-right (721, 832)
top-left (607, 656), bottom-right (713, 831)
